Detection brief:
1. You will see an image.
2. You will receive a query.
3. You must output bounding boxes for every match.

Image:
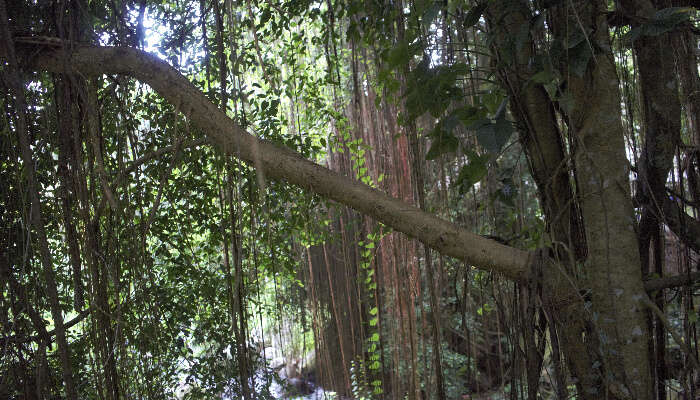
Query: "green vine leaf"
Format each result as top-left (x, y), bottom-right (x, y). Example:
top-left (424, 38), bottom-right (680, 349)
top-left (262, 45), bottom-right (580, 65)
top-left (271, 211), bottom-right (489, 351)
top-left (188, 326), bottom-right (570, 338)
top-left (457, 151), bottom-right (489, 194)
top-left (470, 115), bottom-right (513, 154)
top-left (426, 116), bottom-right (460, 160)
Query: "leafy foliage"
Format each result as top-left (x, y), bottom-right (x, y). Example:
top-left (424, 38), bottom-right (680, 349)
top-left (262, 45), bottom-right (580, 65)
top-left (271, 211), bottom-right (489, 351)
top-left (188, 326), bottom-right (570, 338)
top-left (3, 1), bottom-right (698, 399)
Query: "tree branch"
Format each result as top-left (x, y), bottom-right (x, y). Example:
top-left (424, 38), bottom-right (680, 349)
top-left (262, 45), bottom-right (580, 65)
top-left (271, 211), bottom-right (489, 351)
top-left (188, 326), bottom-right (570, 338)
top-left (663, 196), bottom-right (700, 253)
top-left (14, 37), bottom-right (531, 282)
top-left (0, 308), bottom-right (91, 346)
top-left (643, 271), bottom-right (700, 292)
top-left (642, 296), bottom-right (700, 370)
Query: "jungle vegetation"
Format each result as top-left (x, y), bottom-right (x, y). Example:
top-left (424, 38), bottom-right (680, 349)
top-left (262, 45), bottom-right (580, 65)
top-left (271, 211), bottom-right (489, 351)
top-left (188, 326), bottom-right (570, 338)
top-left (1, 0), bottom-right (699, 399)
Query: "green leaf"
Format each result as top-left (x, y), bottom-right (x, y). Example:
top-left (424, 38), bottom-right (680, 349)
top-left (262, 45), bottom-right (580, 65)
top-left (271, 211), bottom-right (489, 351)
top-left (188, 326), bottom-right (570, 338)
top-left (653, 6), bottom-right (694, 20)
top-left (624, 27), bottom-right (644, 43)
top-left (530, 70), bottom-right (554, 84)
top-left (370, 332), bottom-right (379, 342)
top-left (453, 105), bottom-right (486, 127)
top-left (387, 41), bottom-right (411, 68)
top-left (624, 7), bottom-right (693, 42)
top-left (494, 116), bottom-right (514, 149)
top-left (650, 6), bottom-right (694, 35)
top-left (426, 124), bottom-right (459, 160)
top-left (472, 116), bottom-right (513, 154)
top-left (260, 8), bottom-right (272, 25)
top-left (369, 306), bottom-right (378, 315)
top-left (482, 92), bottom-right (504, 114)
top-left (457, 152), bottom-right (489, 193)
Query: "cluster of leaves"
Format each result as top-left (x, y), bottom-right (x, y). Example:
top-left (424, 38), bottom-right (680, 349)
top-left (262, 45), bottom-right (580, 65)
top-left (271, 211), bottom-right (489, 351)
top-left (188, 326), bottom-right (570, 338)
top-left (358, 227), bottom-right (385, 395)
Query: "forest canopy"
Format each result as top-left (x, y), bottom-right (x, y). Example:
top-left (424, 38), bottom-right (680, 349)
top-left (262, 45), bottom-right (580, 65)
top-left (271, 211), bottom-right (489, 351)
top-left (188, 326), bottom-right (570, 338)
top-left (1, 0), bottom-right (699, 399)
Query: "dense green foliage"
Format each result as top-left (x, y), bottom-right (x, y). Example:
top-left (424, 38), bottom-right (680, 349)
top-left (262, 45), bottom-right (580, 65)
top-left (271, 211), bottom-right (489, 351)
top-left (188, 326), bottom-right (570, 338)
top-left (1, 0), bottom-right (698, 399)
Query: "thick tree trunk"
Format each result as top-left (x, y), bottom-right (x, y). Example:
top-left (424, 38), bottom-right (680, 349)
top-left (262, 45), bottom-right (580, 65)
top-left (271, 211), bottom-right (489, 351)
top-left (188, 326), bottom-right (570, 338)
top-left (549, 1), bottom-right (652, 397)
top-left (675, 27), bottom-right (700, 147)
top-left (485, 0), bottom-right (586, 265)
top-left (617, 1), bottom-right (683, 397)
top-left (486, 0), bottom-right (654, 397)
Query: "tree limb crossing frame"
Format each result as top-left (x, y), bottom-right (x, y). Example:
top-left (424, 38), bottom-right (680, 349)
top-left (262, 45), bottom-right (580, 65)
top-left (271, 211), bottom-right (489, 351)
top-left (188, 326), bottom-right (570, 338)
top-left (12, 36), bottom-right (698, 293)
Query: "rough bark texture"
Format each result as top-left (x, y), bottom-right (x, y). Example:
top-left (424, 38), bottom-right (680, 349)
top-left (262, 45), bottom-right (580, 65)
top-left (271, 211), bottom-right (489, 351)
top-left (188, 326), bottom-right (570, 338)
top-left (549, 1), bottom-right (652, 397)
top-left (675, 26), bottom-right (700, 147)
top-left (484, 1), bottom-right (596, 397)
top-left (617, 1), bottom-right (683, 397)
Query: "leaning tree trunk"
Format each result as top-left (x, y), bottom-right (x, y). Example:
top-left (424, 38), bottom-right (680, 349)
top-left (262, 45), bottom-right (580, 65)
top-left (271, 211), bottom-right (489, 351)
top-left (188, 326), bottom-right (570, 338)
top-left (15, 30), bottom-right (693, 399)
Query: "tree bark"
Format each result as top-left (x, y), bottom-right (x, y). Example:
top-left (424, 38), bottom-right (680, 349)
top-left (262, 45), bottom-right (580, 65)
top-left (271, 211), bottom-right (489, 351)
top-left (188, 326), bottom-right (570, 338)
top-left (483, 1), bottom-right (599, 396)
top-left (617, 2), bottom-right (683, 397)
top-left (485, 0), bottom-right (586, 264)
top-left (549, 1), bottom-right (652, 397)
top-left (15, 38), bottom-right (532, 281)
top-left (16, 34), bottom-right (692, 399)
